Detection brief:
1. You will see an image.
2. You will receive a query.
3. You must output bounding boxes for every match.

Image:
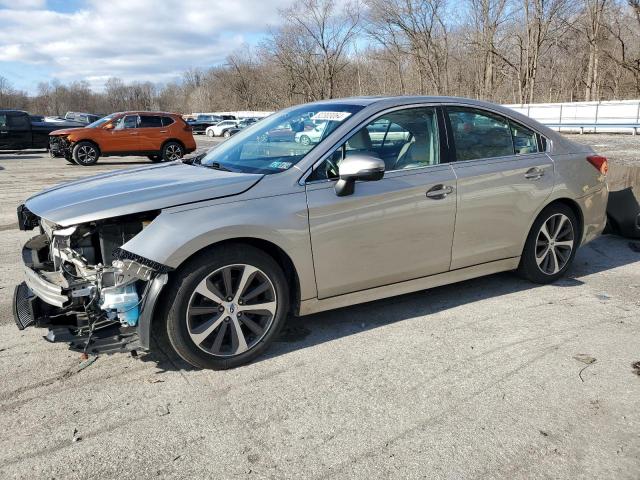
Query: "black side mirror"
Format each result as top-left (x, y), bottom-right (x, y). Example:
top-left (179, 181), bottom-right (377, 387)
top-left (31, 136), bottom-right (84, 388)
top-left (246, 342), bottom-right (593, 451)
top-left (334, 154), bottom-right (385, 197)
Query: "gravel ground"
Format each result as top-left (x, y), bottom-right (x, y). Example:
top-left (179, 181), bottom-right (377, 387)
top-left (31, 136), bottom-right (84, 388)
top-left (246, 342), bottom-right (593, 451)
top-left (0, 133), bottom-right (638, 479)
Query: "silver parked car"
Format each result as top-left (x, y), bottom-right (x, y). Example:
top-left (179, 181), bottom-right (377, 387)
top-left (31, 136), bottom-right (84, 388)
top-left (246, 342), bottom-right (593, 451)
top-left (13, 97), bottom-right (608, 369)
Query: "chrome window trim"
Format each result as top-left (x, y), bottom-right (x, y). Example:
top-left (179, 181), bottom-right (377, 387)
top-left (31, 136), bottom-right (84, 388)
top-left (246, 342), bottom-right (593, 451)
top-left (299, 102), bottom-right (442, 185)
top-left (443, 102), bottom-right (551, 157)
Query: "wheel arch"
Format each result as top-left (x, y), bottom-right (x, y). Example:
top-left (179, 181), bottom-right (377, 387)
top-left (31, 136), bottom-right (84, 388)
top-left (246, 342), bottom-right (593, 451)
top-left (179, 238), bottom-right (301, 314)
top-left (161, 138), bottom-right (186, 152)
top-left (73, 138), bottom-right (101, 155)
top-left (521, 197), bottom-right (585, 255)
top-left (143, 236), bottom-right (303, 350)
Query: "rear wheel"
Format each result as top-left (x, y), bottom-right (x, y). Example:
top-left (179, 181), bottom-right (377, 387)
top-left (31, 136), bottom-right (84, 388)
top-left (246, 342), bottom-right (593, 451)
top-left (223, 130), bottom-right (231, 138)
top-left (163, 245), bottom-right (289, 369)
top-left (162, 141), bottom-right (184, 161)
top-left (517, 204), bottom-right (578, 283)
top-left (72, 141), bottom-right (100, 166)
top-left (206, 129), bottom-right (215, 137)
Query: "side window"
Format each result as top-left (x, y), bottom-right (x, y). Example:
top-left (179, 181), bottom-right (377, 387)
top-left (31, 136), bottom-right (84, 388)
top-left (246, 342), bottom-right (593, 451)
top-left (308, 107), bottom-right (440, 181)
top-left (447, 107), bottom-right (513, 161)
top-left (139, 115), bottom-right (163, 128)
top-left (115, 115), bottom-right (139, 130)
top-left (510, 121), bottom-right (539, 154)
top-left (161, 116), bottom-right (175, 127)
top-left (8, 114), bottom-right (30, 129)
top-left (0, 114), bottom-right (7, 128)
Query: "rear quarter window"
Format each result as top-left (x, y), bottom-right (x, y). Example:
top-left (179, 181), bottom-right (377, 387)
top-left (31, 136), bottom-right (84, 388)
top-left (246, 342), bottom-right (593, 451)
top-left (139, 115), bottom-right (163, 128)
top-left (162, 117), bottom-right (175, 127)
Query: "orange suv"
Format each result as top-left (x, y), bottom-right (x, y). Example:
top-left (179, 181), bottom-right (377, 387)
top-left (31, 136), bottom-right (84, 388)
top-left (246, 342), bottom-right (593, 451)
top-left (49, 111), bottom-right (197, 166)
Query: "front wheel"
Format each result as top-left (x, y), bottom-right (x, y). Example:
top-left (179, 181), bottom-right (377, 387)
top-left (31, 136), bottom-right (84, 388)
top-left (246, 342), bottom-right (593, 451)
top-left (163, 245), bottom-right (289, 369)
top-left (517, 204), bottom-right (579, 283)
top-left (223, 130), bottom-right (231, 138)
top-left (72, 141), bottom-right (100, 166)
top-left (299, 135), bottom-right (311, 145)
top-left (206, 129), bottom-right (215, 137)
top-left (162, 141), bottom-right (184, 161)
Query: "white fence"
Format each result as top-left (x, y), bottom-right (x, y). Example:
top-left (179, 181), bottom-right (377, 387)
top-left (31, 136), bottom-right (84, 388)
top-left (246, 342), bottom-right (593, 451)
top-left (191, 100), bottom-right (640, 134)
top-left (505, 99), bottom-right (640, 134)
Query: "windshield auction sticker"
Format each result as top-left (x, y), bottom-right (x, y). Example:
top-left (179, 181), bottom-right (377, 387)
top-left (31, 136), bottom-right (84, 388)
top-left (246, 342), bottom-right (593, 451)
top-left (311, 111), bottom-right (352, 122)
top-left (269, 161), bottom-right (293, 170)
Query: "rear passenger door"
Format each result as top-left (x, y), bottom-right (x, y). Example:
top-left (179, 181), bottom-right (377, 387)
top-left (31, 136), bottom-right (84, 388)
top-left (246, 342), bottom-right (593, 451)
top-left (446, 106), bottom-right (554, 270)
top-left (137, 115), bottom-right (165, 151)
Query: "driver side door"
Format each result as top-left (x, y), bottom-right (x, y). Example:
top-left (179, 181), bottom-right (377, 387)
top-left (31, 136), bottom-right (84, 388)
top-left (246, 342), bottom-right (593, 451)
top-left (305, 106), bottom-right (458, 299)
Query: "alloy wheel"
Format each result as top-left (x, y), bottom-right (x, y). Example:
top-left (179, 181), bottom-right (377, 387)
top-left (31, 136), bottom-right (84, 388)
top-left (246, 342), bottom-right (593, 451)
top-left (186, 264), bottom-right (277, 357)
top-left (77, 145), bottom-right (97, 164)
top-left (535, 213), bottom-right (575, 275)
top-left (165, 144), bottom-right (183, 160)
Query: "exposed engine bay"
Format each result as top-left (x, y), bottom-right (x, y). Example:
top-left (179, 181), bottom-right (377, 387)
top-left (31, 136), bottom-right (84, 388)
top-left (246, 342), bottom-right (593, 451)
top-left (49, 135), bottom-right (72, 159)
top-left (15, 206), bottom-right (169, 354)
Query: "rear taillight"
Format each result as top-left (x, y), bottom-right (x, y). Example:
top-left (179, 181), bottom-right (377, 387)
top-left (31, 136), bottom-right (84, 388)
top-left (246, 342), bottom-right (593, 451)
top-left (587, 155), bottom-right (608, 175)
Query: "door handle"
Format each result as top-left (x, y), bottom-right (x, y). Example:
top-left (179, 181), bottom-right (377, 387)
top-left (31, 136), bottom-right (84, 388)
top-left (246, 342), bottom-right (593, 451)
top-left (159, 130), bottom-right (167, 133)
top-left (426, 184), bottom-right (454, 199)
top-left (129, 132), bottom-right (138, 135)
top-left (524, 167), bottom-right (545, 179)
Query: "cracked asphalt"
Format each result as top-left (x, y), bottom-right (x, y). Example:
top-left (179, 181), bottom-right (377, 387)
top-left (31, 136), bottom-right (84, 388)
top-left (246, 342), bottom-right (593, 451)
top-left (0, 134), bottom-right (639, 479)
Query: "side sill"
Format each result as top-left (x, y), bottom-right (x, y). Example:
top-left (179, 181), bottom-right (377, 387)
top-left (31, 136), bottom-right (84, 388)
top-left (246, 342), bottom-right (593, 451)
top-left (298, 257), bottom-right (520, 316)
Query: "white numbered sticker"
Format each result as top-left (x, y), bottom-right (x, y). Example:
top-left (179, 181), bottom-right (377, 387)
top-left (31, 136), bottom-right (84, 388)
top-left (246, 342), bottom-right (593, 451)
top-left (311, 111), bottom-right (352, 122)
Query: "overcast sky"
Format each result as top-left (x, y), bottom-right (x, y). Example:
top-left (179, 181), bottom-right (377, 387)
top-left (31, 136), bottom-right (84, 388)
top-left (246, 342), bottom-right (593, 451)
top-left (0, 0), bottom-right (294, 93)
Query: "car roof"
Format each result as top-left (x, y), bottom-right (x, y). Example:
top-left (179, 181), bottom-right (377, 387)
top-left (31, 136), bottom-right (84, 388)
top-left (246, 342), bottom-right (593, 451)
top-left (114, 111), bottom-right (179, 116)
top-left (0, 109), bottom-right (29, 114)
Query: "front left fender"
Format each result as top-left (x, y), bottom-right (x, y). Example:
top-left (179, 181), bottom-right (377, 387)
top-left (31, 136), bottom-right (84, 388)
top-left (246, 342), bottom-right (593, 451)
top-left (120, 192), bottom-right (317, 302)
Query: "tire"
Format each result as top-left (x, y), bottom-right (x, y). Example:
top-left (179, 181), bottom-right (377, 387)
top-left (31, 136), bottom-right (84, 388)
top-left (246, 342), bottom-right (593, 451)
top-left (223, 130), bottom-right (231, 138)
top-left (299, 135), bottom-right (311, 145)
top-left (148, 155), bottom-right (162, 162)
top-left (517, 203), bottom-right (579, 284)
top-left (162, 141), bottom-right (184, 162)
top-left (72, 141), bottom-right (100, 166)
top-left (206, 129), bottom-right (215, 137)
top-left (163, 244), bottom-right (290, 370)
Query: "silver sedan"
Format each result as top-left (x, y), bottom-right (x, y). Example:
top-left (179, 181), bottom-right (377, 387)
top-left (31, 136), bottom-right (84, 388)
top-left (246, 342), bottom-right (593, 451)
top-left (15, 96), bottom-right (608, 369)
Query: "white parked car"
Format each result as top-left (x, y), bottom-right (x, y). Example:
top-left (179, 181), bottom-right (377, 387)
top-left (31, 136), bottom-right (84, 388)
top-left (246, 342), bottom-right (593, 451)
top-left (206, 120), bottom-right (239, 137)
top-left (295, 122), bottom-right (328, 145)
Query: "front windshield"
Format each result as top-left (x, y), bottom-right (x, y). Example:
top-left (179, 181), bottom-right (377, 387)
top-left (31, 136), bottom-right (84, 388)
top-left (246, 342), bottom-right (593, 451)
top-left (199, 103), bottom-right (364, 174)
top-left (87, 113), bottom-right (117, 128)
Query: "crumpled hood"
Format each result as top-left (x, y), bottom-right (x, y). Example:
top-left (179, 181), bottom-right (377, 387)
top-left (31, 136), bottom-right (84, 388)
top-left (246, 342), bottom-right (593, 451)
top-left (26, 162), bottom-right (263, 226)
top-left (50, 127), bottom-right (85, 136)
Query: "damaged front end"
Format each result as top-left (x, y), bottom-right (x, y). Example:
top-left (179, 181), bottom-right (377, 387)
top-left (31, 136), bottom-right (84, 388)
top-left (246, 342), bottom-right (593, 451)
top-left (14, 205), bottom-right (169, 354)
top-left (49, 135), bottom-right (72, 159)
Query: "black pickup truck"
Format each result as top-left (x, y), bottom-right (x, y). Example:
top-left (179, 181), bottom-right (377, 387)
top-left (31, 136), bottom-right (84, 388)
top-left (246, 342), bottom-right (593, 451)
top-left (0, 110), bottom-right (84, 151)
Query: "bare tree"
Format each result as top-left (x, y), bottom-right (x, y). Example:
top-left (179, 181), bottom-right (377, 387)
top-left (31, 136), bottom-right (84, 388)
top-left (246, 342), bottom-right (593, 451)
top-left (266, 0), bottom-right (361, 101)
top-left (366, 0), bottom-right (450, 95)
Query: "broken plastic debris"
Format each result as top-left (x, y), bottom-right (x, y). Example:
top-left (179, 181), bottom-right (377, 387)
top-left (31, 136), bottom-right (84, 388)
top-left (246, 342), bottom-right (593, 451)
top-left (573, 354), bottom-right (596, 364)
top-left (156, 405), bottom-right (170, 416)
